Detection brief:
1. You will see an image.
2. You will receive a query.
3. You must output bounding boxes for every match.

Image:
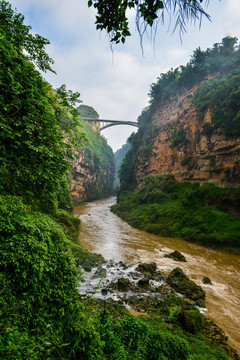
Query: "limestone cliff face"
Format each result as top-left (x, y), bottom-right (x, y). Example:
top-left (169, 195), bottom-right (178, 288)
top-left (70, 152), bottom-right (97, 202)
top-left (70, 150), bottom-right (114, 202)
top-left (69, 118), bottom-right (115, 202)
top-left (135, 87), bottom-right (240, 187)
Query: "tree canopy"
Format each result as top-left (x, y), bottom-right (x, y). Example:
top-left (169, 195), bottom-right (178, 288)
top-left (0, 1), bottom-right (84, 210)
top-left (88, 0), bottom-right (212, 44)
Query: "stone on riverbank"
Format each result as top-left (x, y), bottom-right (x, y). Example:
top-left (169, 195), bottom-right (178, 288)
top-left (167, 267), bottom-right (205, 307)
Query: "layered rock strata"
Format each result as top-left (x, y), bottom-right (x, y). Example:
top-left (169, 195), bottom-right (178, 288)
top-left (135, 87), bottom-right (240, 187)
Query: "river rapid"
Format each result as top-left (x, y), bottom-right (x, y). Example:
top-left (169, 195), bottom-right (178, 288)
top-left (74, 197), bottom-right (240, 355)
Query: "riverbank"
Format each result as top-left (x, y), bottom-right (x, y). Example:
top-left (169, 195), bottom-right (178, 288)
top-left (112, 175), bottom-right (240, 250)
top-left (77, 254), bottom-right (239, 360)
top-left (74, 196), bottom-right (240, 356)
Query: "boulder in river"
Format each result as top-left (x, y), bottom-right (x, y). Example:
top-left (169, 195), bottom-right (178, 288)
top-left (136, 262), bottom-right (157, 275)
top-left (202, 276), bottom-right (212, 285)
top-left (138, 276), bottom-right (150, 288)
top-left (92, 266), bottom-right (107, 279)
top-left (117, 278), bottom-right (130, 292)
top-left (164, 250), bottom-right (187, 262)
top-left (167, 267), bottom-right (205, 307)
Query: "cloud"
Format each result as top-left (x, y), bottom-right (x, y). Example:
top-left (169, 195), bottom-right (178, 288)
top-left (223, 0), bottom-right (240, 37)
top-left (9, 0), bottom-right (237, 151)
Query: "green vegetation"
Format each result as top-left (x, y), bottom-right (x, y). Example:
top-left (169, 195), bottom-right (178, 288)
top-left (78, 104), bottom-right (99, 119)
top-left (170, 126), bottom-right (188, 147)
top-left (0, 0), bottom-right (85, 211)
top-left (192, 67), bottom-right (240, 136)
top-left (0, 2), bottom-right (236, 359)
top-left (75, 297), bottom-right (231, 360)
top-left (88, 0), bottom-right (210, 44)
top-left (119, 36), bottom-right (240, 192)
top-left (181, 156), bottom-right (192, 166)
top-left (149, 36), bottom-right (240, 109)
top-left (0, 195), bottom-right (82, 359)
top-left (112, 174), bottom-right (240, 247)
top-left (75, 117), bottom-right (115, 200)
top-left (119, 132), bottom-right (139, 192)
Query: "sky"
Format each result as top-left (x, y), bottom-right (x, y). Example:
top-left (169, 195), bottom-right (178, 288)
top-left (9, 0), bottom-right (240, 152)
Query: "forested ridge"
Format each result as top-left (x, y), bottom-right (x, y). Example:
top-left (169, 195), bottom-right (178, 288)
top-left (0, 1), bottom-right (238, 359)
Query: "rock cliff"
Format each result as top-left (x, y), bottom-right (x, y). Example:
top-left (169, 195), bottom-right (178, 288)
top-left (71, 150), bottom-right (114, 202)
top-left (70, 116), bottom-right (115, 202)
top-left (135, 86), bottom-right (240, 187)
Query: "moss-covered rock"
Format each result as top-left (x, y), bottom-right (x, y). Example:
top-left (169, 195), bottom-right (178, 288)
top-left (136, 262), bottom-right (157, 275)
top-left (164, 250), bottom-right (187, 262)
top-left (117, 278), bottom-right (130, 292)
top-left (138, 276), bottom-right (150, 288)
top-left (93, 266), bottom-right (107, 279)
top-left (179, 307), bottom-right (203, 334)
top-left (167, 267), bottom-right (205, 306)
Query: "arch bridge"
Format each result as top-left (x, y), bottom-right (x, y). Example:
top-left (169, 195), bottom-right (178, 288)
top-left (83, 118), bottom-right (138, 132)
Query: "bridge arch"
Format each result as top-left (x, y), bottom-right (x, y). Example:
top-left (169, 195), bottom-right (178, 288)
top-left (83, 118), bottom-right (138, 132)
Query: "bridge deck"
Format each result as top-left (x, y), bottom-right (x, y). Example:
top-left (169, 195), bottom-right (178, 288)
top-left (83, 117), bottom-right (138, 131)
top-left (83, 118), bottom-right (138, 125)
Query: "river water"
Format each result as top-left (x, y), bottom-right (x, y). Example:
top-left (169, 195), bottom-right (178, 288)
top-left (74, 197), bottom-right (240, 354)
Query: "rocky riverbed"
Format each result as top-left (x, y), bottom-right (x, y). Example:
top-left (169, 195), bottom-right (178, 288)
top-left (77, 254), bottom-right (239, 360)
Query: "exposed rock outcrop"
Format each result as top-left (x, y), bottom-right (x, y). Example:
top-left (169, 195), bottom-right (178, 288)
top-left (70, 119), bottom-right (115, 202)
top-left (135, 87), bottom-right (240, 188)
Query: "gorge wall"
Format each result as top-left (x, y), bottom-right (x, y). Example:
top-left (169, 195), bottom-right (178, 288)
top-left (70, 116), bottom-right (115, 202)
top-left (117, 38), bottom-right (240, 192)
top-left (135, 87), bottom-right (240, 188)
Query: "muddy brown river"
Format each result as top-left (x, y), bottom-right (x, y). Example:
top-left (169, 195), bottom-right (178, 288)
top-left (74, 197), bottom-right (240, 354)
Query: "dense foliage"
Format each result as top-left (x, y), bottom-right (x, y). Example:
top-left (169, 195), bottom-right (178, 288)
top-left (0, 2), bottom-right (235, 359)
top-left (192, 67), bottom-right (240, 136)
top-left (149, 36), bottom-right (240, 108)
top-left (0, 1), bottom-right (85, 211)
top-left (93, 309), bottom-right (229, 360)
top-left (78, 104), bottom-right (99, 119)
top-left (88, 0), bottom-right (211, 44)
top-left (112, 174), bottom-right (240, 247)
top-left (0, 190), bottom-right (232, 360)
top-left (0, 195), bottom-right (81, 358)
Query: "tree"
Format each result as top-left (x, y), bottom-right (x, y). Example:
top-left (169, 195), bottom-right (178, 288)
top-left (220, 35), bottom-right (238, 55)
top-left (0, 1), bottom-right (84, 208)
top-left (88, 0), bottom-right (212, 44)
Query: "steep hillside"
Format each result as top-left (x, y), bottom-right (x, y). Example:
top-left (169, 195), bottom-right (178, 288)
top-left (71, 111), bottom-right (115, 202)
top-left (135, 84), bottom-right (240, 187)
top-left (114, 37), bottom-right (240, 248)
top-left (120, 36), bottom-right (240, 191)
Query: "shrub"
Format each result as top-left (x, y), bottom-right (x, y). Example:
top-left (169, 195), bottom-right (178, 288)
top-left (0, 195), bottom-right (80, 358)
